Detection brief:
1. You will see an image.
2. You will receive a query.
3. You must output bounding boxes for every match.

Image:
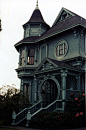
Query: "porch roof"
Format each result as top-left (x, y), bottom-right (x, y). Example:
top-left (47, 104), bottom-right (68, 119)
top-left (33, 58), bottom-right (82, 74)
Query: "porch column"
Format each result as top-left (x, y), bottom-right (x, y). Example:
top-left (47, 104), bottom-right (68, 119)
top-left (29, 82), bottom-right (32, 103)
top-left (34, 75), bottom-right (37, 102)
top-left (61, 70), bottom-right (67, 111)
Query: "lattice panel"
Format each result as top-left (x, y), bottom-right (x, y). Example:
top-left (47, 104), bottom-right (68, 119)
top-left (59, 90), bottom-right (62, 99)
top-left (56, 75), bottom-right (62, 89)
top-left (66, 90), bottom-right (78, 99)
top-left (41, 94), bottom-right (50, 102)
top-left (66, 75), bottom-right (77, 90)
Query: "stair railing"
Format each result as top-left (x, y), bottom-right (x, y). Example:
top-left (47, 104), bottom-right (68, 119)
top-left (12, 100), bottom-right (42, 125)
top-left (12, 99), bottom-right (63, 126)
top-left (31, 100), bottom-right (63, 120)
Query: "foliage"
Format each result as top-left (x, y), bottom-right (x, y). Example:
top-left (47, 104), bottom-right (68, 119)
top-left (65, 90), bottom-right (85, 115)
top-left (29, 111), bottom-right (77, 129)
top-left (0, 88), bottom-right (30, 126)
top-left (29, 90), bottom-right (85, 129)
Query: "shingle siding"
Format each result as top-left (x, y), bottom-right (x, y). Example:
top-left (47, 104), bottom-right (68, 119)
top-left (47, 30), bottom-right (80, 61)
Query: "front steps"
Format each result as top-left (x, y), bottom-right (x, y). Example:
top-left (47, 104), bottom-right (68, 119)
top-left (11, 100), bottom-right (63, 126)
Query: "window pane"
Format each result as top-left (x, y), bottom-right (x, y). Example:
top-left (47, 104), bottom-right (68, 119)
top-left (21, 58), bottom-right (24, 65)
top-left (23, 84), bottom-right (29, 100)
top-left (56, 47), bottom-right (58, 56)
top-left (28, 57), bottom-right (34, 65)
top-left (65, 48), bottom-right (67, 53)
top-left (64, 43), bottom-right (67, 49)
top-left (29, 49), bottom-right (34, 56)
top-left (21, 50), bottom-right (25, 58)
top-left (59, 50), bottom-right (63, 55)
top-left (59, 44), bottom-right (63, 49)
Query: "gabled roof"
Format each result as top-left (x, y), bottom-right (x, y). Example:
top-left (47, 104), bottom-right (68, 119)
top-left (33, 57), bottom-right (81, 74)
top-left (48, 58), bottom-right (77, 68)
top-left (23, 8), bottom-right (49, 27)
top-left (15, 7), bottom-right (86, 49)
top-left (36, 8), bottom-right (86, 42)
top-left (52, 7), bottom-right (75, 26)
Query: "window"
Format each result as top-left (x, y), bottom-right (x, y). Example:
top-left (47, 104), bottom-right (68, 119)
top-left (21, 50), bottom-right (25, 65)
top-left (23, 83), bottom-right (29, 99)
top-left (56, 42), bottom-right (67, 57)
top-left (27, 49), bottom-right (34, 65)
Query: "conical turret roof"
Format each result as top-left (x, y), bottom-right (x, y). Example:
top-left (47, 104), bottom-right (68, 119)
top-left (23, 3), bottom-right (49, 27)
top-left (29, 9), bottom-right (47, 24)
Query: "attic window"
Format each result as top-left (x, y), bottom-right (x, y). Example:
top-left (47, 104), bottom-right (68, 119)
top-left (27, 49), bottom-right (34, 65)
top-left (56, 41), bottom-right (68, 57)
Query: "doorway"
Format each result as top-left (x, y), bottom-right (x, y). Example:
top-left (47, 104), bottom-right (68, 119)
top-left (41, 79), bottom-right (58, 106)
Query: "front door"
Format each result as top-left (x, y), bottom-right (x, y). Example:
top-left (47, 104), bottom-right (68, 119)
top-left (41, 79), bottom-right (58, 107)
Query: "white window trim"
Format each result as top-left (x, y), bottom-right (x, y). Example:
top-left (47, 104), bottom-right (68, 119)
top-left (54, 40), bottom-right (68, 60)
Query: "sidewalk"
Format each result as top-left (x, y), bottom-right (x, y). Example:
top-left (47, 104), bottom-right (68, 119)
top-left (0, 126), bottom-right (86, 130)
top-left (0, 126), bottom-right (42, 130)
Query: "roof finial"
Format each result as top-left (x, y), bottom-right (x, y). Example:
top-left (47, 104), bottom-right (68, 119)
top-left (36, 0), bottom-right (39, 9)
top-left (36, 0), bottom-right (38, 7)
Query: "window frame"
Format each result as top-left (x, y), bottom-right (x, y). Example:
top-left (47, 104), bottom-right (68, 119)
top-left (55, 40), bottom-right (68, 59)
top-left (21, 49), bottom-right (25, 66)
top-left (27, 48), bottom-right (34, 65)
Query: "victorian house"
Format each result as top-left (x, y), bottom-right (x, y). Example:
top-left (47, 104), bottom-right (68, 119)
top-left (12, 1), bottom-right (85, 125)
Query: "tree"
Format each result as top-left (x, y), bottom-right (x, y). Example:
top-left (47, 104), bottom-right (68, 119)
top-left (0, 88), bottom-right (30, 125)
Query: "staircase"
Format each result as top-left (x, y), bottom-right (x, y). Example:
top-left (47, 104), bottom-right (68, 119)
top-left (11, 100), bottom-right (63, 126)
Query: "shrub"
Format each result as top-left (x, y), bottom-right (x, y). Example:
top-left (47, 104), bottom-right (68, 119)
top-left (29, 111), bottom-right (77, 129)
top-left (29, 90), bottom-right (85, 129)
top-left (0, 89), bottom-right (30, 125)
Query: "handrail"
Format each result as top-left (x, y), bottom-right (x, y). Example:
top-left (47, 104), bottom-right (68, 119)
top-left (15, 100), bottom-right (42, 124)
top-left (16, 100), bottom-right (41, 116)
top-left (31, 100), bottom-right (63, 119)
top-left (16, 108), bottom-right (28, 116)
top-left (14, 100), bottom-right (63, 125)
top-left (28, 101), bottom-right (41, 109)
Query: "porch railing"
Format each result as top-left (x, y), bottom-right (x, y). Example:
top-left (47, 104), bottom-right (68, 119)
top-left (31, 100), bottom-right (63, 120)
top-left (11, 100), bottom-right (63, 125)
top-left (12, 100), bottom-right (42, 125)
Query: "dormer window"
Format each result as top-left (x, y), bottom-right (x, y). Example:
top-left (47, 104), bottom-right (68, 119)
top-left (27, 49), bottom-right (34, 65)
top-left (21, 50), bottom-right (25, 66)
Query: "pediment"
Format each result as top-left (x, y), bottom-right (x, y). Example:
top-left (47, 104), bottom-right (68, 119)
top-left (35, 58), bottom-right (58, 72)
top-left (52, 7), bottom-right (75, 26)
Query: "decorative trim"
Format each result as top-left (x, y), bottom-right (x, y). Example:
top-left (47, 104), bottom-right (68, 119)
top-left (38, 77), bottom-right (60, 101)
top-left (54, 40), bottom-right (68, 60)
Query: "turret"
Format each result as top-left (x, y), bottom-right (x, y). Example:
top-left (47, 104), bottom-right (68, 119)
top-left (23, 0), bottom-right (50, 38)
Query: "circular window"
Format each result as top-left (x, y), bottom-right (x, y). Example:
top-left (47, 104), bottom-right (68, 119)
top-left (54, 40), bottom-right (68, 59)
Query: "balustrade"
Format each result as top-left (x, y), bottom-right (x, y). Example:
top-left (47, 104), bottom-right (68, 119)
top-left (12, 100), bottom-right (63, 125)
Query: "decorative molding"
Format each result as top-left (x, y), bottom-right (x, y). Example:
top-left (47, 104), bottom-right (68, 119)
top-left (80, 28), bottom-right (85, 38)
top-left (72, 28), bottom-right (77, 38)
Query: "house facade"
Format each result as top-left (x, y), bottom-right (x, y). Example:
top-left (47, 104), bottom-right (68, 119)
top-left (13, 1), bottom-right (85, 125)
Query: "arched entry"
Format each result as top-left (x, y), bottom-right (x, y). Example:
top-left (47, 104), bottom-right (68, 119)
top-left (41, 79), bottom-right (58, 106)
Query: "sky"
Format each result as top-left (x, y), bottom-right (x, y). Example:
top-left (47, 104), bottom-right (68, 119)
top-left (0, 0), bottom-right (86, 89)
